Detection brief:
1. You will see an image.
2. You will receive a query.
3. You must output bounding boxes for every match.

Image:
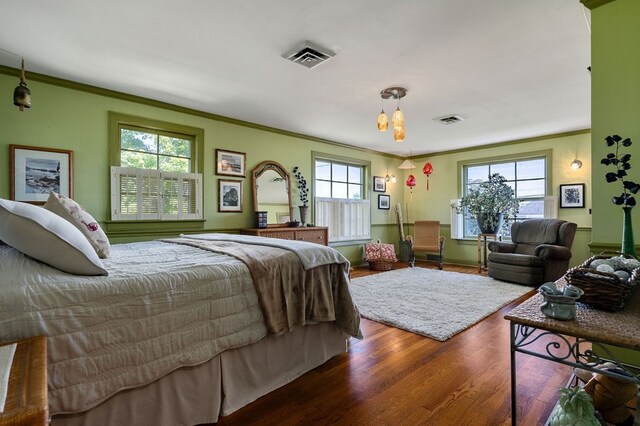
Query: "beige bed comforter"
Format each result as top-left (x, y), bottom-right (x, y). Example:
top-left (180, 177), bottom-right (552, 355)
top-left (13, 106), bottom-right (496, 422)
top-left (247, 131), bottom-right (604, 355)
top-left (0, 235), bottom-right (361, 415)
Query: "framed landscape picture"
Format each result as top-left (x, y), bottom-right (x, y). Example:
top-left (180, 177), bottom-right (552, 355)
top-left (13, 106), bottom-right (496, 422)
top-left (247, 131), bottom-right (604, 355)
top-left (378, 194), bottom-right (390, 210)
top-left (373, 176), bottom-right (386, 192)
top-left (559, 183), bottom-right (585, 208)
top-left (216, 149), bottom-right (246, 177)
top-left (10, 145), bottom-right (73, 204)
top-left (218, 179), bottom-right (243, 212)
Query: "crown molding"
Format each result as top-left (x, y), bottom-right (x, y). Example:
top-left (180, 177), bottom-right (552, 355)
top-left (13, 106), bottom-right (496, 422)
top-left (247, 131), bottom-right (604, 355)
top-left (580, 0), bottom-right (616, 10)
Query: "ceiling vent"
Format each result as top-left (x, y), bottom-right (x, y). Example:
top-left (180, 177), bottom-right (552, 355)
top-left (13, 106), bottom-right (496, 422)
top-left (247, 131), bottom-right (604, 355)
top-left (283, 41), bottom-right (336, 69)
top-left (434, 114), bottom-right (465, 125)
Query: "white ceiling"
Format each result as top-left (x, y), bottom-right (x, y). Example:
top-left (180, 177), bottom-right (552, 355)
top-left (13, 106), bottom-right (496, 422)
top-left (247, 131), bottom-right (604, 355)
top-left (0, 0), bottom-right (591, 156)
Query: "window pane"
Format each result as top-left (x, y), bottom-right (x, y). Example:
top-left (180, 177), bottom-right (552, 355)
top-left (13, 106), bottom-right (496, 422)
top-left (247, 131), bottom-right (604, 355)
top-left (467, 165), bottom-right (489, 183)
top-left (332, 164), bottom-right (348, 182)
top-left (490, 163), bottom-right (515, 180)
top-left (316, 161), bottom-right (331, 180)
top-left (332, 182), bottom-right (348, 199)
top-left (516, 179), bottom-right (545, 198)
top-left (159, 156), bottom-right (190, 173)
top-left (517, 159), bottom-right (545, 179)
top-left (159, 136), bottom-right (191, 158)
top-left (121, 129), bottom-right (157, 153)
top-left (518, 199), bottom-right (544, 218)
top-left (348, 184), bottom-right (362, 199)
top-left (316, 180), bottom-right (331, 198)
top-left (121, 151), bottom-right (158, 170)
top-left (348, 166), bottom-right (362, 184)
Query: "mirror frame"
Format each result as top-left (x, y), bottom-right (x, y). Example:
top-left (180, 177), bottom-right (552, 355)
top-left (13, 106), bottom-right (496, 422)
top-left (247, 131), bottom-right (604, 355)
top-left (251, 160), bottom-right (293, 227)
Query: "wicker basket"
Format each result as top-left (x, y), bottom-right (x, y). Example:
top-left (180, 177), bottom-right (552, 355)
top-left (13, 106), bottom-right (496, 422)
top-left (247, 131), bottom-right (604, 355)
top-left (564, 251), bottom-right (640, 312)
top-left (368, 259), bottom-right (394, 271)
top-left (364, 240), bottom-right (397, 271)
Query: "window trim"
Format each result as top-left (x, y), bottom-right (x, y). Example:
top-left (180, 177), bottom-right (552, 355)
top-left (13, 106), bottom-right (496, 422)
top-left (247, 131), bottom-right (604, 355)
top-left (454, 149), bottom-right (553, 239)
top-left (108, 112), bottom-right (205, 227)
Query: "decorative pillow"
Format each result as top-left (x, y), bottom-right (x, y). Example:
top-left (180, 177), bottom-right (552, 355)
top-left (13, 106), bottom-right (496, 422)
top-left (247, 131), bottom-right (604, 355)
top-left (44, 192), bottom-right (111, 258)
top-left (0, 198), bottom-right (108, 276)
top-left (364, 241), bottom-right (397, 261)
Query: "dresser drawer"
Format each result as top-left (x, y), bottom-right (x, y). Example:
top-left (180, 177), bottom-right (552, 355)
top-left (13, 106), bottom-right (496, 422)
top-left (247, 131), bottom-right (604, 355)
top-left (295, 229), bottom-right (327, 245)
top-left (262, 230), bottom-right (296, 240)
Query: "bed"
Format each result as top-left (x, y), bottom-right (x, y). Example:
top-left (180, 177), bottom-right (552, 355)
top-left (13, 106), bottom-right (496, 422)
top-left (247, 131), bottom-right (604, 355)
top-left (0, 226), bottom-right (361, 425)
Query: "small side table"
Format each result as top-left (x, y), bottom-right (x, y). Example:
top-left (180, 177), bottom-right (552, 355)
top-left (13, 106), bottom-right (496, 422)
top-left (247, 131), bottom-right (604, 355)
top-left (0, 335), bottom-right (48, 426)
top-left (477, 233), bottom-right (500, 273)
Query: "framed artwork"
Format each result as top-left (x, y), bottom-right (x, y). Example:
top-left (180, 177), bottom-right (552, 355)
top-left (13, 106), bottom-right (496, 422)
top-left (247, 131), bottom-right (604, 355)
top-left (10, 144), bottom-right (73, 204)
top-left (373, 176), bottom-right (386, 193)
top-left (218, 179), bottom-right (243, 212)
top-left (559, 183), bottom-right (585, 208)
top-left (378, 194), bottom-right (390, 210)
top-left (216, 149), bottom-right (246, 177)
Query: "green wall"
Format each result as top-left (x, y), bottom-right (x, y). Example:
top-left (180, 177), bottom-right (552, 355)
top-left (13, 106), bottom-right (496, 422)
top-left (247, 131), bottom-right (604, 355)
top-left (400, 131), bottom-right (593, 267)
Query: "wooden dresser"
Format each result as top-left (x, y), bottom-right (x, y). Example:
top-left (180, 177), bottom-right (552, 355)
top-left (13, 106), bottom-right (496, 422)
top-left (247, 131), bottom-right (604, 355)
top-left (0, 335), bottom-right (48, 426)
top-left (241, 226), bottom-right (328, 246)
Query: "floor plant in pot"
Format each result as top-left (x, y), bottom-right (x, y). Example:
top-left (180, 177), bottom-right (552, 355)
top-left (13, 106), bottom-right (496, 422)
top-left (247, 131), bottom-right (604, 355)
top-left (601, 134), bottom-right (640, 257)
top-left (456, 173), bottom-right (519, 235)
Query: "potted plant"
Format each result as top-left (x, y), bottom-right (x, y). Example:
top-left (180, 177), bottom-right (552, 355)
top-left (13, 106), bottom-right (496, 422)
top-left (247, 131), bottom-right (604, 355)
top-left (601, 134), bottom-right (640, 256)
top-left (292, 166), bottom-right (310, 226)
top-left (456, 173), bottom-right (519, 234)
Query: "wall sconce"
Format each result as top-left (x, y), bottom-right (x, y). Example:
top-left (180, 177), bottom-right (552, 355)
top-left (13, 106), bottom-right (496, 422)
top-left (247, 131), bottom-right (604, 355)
top-left (377, 87), bottom-right (407, 142)
top-left (570, 159), bottom-right (583, 170)
top-left (385, 174), bottom-right (396, 183)
top-left (13, 58), bottom-right (31, 111)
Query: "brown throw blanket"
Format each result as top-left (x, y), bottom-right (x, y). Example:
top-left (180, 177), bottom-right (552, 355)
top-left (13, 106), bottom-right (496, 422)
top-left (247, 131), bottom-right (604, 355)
top-left (163, 237), bottom-right (362, 339)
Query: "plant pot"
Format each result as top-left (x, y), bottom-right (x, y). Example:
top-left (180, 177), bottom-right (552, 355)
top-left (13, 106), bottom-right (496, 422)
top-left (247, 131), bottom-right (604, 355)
top-left (299, 206), bottom-right (308, 226)
top-left (477, 213), bottom-right (504, 234)
top-left (622, 206), bottom-right (637, 257)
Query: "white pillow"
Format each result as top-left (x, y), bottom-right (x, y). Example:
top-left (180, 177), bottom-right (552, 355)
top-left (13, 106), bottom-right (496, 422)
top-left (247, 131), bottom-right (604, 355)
top-left (44, 192), bottom-right (111, 258)
top-left (0, 198), bottom-right (108, 276)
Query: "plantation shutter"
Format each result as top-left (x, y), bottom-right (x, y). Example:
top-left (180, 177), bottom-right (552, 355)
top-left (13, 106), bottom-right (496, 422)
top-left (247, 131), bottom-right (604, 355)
top-left (315, 197), bottom-right (370, 242)
top-left (111, 166), bottom-right (202, 221)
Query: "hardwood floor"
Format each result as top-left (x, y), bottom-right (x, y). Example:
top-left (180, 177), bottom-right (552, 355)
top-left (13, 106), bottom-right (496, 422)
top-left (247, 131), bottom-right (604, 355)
top-left (216, 261), bottom-right (571, 426)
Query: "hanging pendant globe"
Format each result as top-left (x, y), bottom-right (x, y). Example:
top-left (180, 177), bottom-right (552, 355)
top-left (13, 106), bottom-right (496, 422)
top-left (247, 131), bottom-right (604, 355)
top-left (377, 110), bottom-right (388, 131)
top-left (392, 107), bottom-right (404, 129)
top-left (393, 127), bottom-right (405, 142)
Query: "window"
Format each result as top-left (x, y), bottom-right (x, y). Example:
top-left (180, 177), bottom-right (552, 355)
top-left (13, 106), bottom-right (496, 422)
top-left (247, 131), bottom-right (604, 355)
top-left (313, 155), bottom-right (371, 242)
top-left (109, 112), bottom-right (204, 221)
top-left (455, 155), bottom-right (549, 239)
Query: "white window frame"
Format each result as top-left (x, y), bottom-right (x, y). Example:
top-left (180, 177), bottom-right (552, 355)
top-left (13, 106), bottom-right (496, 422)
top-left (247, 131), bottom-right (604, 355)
top-left (111, 166), bottom-right (202, 221)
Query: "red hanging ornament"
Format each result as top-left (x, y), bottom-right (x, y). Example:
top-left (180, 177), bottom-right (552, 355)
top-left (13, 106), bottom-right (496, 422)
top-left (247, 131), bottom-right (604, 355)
top-left (422, 162), bottom-right (433, 190)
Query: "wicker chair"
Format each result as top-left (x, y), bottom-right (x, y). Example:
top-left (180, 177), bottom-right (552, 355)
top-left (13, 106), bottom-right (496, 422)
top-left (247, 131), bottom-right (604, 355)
top-left (406, 220), bottom-right (445, 269)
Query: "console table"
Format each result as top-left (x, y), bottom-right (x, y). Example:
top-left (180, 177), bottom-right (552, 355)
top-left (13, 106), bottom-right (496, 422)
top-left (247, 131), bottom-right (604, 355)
top-left (241, 226), bottom-right (328, 246)
top-left (505, 289), bottom-right (640, 425)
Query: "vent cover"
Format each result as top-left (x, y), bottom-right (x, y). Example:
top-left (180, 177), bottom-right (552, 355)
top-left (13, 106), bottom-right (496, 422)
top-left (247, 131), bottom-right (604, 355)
top-left (434, 114), bottom-right (465, 125)
top-left (283, 41), bottom-right (336, 69)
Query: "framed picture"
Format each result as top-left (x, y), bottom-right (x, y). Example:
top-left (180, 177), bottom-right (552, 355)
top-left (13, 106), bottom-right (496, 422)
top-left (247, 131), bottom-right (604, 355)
top-left (10, 145), bottom-right (73, 204)
top-left (559, 183), bottom-right (585, 208)
top-left (373, 176), bottom-right (386, 193)
top-left (216, 149), bottom-right (246, 177)
top-left (218, 179), bottom-right (243, 212)
top-left (378, 194), bottom-right (390, 210)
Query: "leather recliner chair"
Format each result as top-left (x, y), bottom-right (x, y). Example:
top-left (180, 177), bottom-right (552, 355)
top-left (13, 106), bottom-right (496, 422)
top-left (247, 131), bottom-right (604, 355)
top-left (487, 219), bottom-right (577, 286)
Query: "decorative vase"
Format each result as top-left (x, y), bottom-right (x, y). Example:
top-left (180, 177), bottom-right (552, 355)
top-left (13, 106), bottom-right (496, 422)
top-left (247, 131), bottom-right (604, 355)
top-left (621, 206), bottom-right (637, 257)
top-left (299, 205), bottom-right (308, 226)
top-left (477, 213), bottom-right (504, 234)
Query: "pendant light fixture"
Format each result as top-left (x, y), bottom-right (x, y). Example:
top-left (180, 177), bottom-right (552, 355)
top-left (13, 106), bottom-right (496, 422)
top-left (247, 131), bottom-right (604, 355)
top-left (13, 58), bottom-right (31, 111)
top-left (377, 87), bottom-right (407, 142)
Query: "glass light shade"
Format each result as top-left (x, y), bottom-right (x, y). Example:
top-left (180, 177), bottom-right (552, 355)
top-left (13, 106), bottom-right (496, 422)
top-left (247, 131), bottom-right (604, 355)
top-left (377, 110), bottom-right (388, 131)
top-left (391, 174), bottom-right (397, 183)
top-left (398, 159), bottom-right (416, 169)
top-left (570, 159), bottom-right (583, 170)
top-left (393, 127), bottom-right (405, 142)
top-left (392, 107), bottom-right (404, 129)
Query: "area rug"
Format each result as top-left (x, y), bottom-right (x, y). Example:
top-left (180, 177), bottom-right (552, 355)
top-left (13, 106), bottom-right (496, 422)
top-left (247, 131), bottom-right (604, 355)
top-left (349, 268), bottom-right (532, 341)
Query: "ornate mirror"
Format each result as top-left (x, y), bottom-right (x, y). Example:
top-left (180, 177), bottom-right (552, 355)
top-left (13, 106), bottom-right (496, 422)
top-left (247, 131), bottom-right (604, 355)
top-left (252, 160), bottom-right (293, 226)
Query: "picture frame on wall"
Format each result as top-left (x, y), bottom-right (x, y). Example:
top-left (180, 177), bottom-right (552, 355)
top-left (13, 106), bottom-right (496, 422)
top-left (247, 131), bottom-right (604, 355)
top-left (373, 176), bottom-right (386, 193)
top-left (218, 179), bottom-right (243, 212)
top-left (378, 194), bottom-right (390, 210)
top-left (10, 144), bottom-right (73, 204)
top-left (559, 183), bottom-right (585, 208)
top-left (216, 149), bottom-right (246, 177)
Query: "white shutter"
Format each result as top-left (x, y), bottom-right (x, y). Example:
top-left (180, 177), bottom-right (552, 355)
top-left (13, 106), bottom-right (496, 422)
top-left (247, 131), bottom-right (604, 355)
top-left (111, 166), bottom-right (202, 221)
top-left (450, 199), bottom-right (463, 239)
top-left (315, 197), bottom-right (371, 242)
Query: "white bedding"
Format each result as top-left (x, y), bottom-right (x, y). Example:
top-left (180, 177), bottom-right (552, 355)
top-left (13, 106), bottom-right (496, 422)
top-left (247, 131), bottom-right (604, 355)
top-left (0, 240), bottom-right (269, 415)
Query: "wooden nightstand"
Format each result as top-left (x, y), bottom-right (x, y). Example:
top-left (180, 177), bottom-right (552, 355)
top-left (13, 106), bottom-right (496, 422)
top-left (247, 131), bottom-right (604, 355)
top-left (0, 335), bottom-right (48, 426)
